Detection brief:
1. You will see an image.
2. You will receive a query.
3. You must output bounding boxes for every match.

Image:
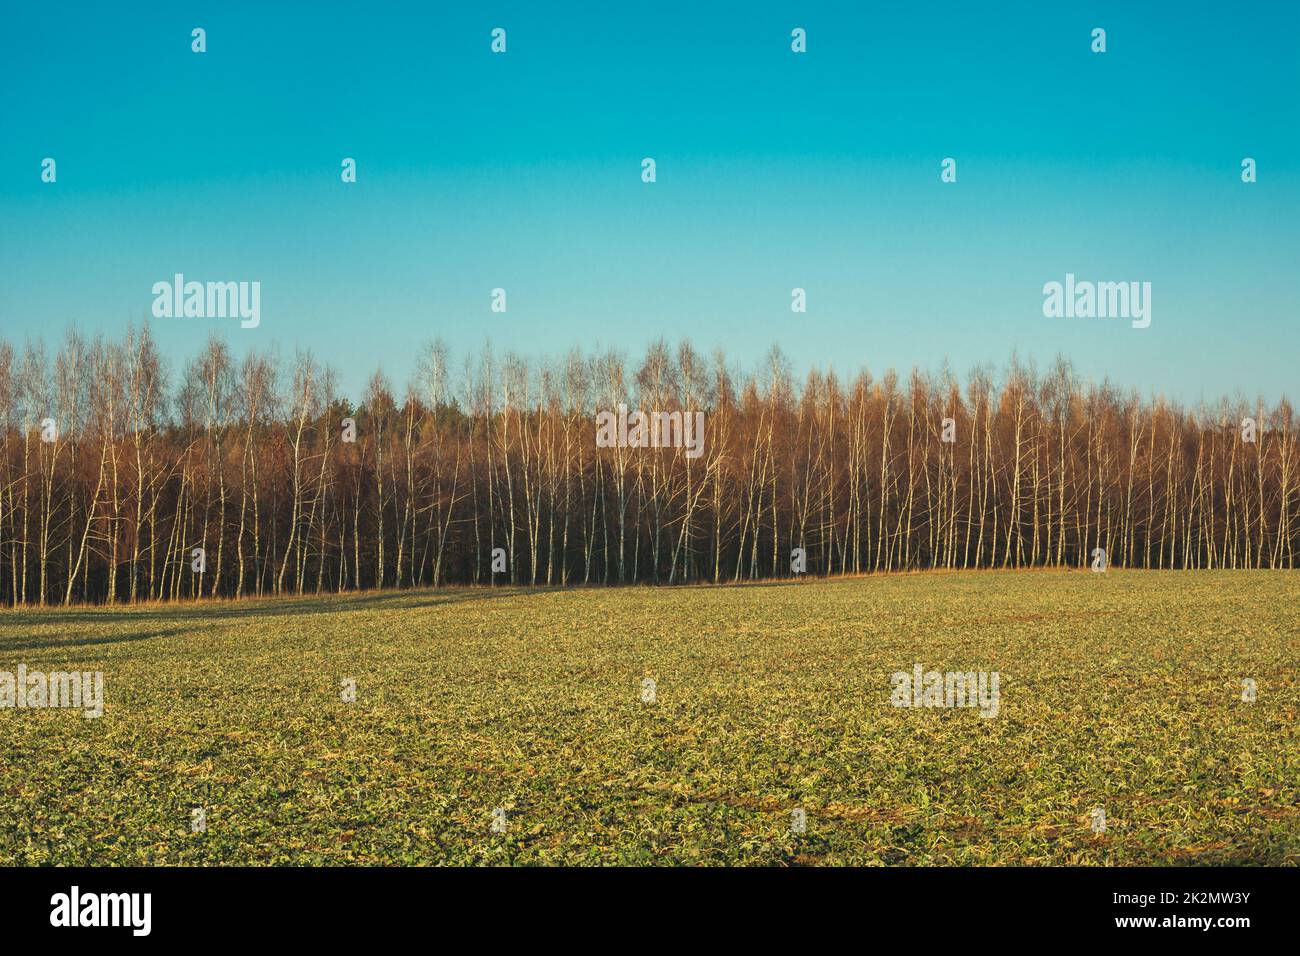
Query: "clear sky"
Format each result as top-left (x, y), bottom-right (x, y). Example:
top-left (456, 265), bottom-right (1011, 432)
top-left (1, 1), bottom-right (1297, 406)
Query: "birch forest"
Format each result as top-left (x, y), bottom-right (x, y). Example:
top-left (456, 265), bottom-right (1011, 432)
top-left (0, 324), bottom-right (1295, 606)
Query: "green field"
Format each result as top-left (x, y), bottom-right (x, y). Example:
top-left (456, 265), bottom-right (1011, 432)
top-left (1, 571), bottom-right (1296, 865)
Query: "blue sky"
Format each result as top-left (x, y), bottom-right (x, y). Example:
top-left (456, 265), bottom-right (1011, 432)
top-left (1, 1), bottom-right (1297, 405)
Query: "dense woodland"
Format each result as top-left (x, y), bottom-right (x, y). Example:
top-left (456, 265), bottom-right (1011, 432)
top-left (0, 324), bottom-right (1295, 606)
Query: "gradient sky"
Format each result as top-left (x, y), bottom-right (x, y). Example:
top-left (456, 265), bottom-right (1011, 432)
top-left (1, 1), bottom-right (1297, 406)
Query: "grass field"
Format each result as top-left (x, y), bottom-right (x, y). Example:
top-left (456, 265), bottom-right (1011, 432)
top-left (1, 570), bottom-right (1296, 866)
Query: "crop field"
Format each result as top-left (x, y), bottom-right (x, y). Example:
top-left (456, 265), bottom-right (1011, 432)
top-left (0, 570), bottom-right (1296, 866)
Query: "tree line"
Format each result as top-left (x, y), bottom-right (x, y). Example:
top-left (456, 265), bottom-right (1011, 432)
top-left (0, 324), bottom-right (1294, 606)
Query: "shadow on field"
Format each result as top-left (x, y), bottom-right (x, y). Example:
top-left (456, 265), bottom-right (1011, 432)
top-left (0, 587), bottom-right (552, 633)
top-left (1, 625), bottom-right (192, 652)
